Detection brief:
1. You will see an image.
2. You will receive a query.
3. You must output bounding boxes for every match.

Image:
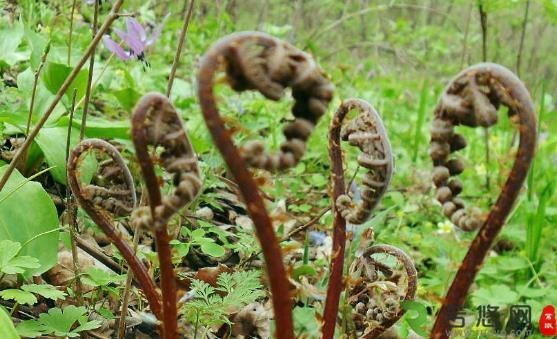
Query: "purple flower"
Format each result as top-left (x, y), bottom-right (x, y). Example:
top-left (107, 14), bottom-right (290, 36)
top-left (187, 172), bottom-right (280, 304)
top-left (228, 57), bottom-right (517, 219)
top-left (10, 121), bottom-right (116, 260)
top-left (102, 15), bottom-right (168, 62)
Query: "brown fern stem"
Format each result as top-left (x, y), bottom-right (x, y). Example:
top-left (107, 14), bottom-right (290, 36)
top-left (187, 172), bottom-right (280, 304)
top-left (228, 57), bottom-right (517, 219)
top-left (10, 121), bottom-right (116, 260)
top-left (197, 32), bottom-right (307, 339)
top-left (321, 101), bottom-right (348, 339)
top-left (67, 139), bottom-right (162, 319)
top-left (430, 63), bottom-right (536, 338)
top-left (323, 99), bottom-right (394, 338)
top-left (132, 96), bottom-right (178, 339)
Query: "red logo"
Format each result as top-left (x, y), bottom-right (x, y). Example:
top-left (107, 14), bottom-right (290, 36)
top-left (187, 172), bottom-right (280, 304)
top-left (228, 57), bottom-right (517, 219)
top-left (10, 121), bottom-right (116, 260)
top-left (539, 305), bottom-right (556, 336)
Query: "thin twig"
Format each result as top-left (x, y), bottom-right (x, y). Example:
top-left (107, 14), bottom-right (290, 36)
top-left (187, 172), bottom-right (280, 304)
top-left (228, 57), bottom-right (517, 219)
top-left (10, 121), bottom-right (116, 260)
top-left (0, 0), bottom-right (124, 193)
top-left (118, 185), bottom-right (142, 339)
top-left (166, 0), bottom-right (196, 98)
top-left (80, 0), bottom-right (100, 140)
top-left (75, 236), bottom-right (124, 275)
top-left (478, 3), bottom-right (490, 191)
top-left (516, 0), bottom-right (530, 77)
top-left (68, 0), bottom-right (77, 65)
top-left (117, 227), bottom-right (142, 339)
top-left (459, 3), bottom-right (473, 69)
top-left (21, 43), bottom-right (50, 172)
top-left (65, 89), bottom-right (84, 306)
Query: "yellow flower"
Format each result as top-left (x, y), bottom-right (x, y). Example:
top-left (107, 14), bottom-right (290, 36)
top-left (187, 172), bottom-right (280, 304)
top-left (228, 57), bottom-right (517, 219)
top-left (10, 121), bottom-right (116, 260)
top-left (437, 220), bottom-right (454, 234)
top-left (489, 134), bottom-right (500, 144)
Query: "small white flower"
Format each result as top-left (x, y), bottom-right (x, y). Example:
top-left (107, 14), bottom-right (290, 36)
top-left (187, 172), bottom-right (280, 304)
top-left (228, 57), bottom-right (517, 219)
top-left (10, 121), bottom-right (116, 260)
top-left (436, 220), bottom-right (455, 234)
top-left (475, 163), bottom-right (486, 176)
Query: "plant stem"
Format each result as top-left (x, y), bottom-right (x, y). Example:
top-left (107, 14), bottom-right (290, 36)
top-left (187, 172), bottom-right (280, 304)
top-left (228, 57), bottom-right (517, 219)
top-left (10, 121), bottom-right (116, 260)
top-left (21, 44), bottom-right (50, 173)
top-left (68, 0), bottom-right (77, 65)
top-left (117, 226), bottom-right (142, 339)
top-left (478, 2), bottom-right (490, 191)
top-left (75, 236), bottom-right (124, 274)
top-left (321, 101), bottom-right (348, 339)
top-left (430, 65), bottom-right (537, 339)
top-left (198, 33), bottom-right (310, 339)
top-left (65, 89), bottom-right (84, 306)
top-left (67, 139), bottom-right (162, 319)
top-left (80, 0), bottom-right (100, 141)
top-left (0, 0), bottom-right (124, 193)
top-left (459, 3), bottom-right (472, 69)
top-left (516, 0), bottom-right (530, 77)
top-left (166, 0), bottom-right (196, 98)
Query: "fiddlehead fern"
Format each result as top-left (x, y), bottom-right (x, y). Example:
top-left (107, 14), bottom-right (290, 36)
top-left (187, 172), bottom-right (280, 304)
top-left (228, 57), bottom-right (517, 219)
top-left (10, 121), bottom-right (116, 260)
top-left (67, 138), bottom-right (162, 319)
top-left (323, 99), bottom-right (397, 339)
top-left (348, 245), bottom-right (417, 338)
top-left (197, 31), bottom-right (333, 338)
top-left (334, 99), bottom-right (393, 224)
top-left (430, 63), bottom-right (536, 338)
top-left (131, 92), bottom-right (201, 339)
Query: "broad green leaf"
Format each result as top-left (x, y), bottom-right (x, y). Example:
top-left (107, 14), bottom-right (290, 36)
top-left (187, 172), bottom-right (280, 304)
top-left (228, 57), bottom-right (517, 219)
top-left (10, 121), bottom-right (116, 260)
top-left (36, 305), bottom-right (101, 337)
top-left (200, 242), bottom-right (226, 257)
top-left (292, 264), bottom-right (317, 280)
top-left (0, 289), bottom-right (37, 305)
top-left (0, 307), bottom-right (19, 339)
top-left (24, 26), bottom-right (48, 70)
top-left (0, 20), bottom-right (29, 67)
top-left (292, 306), bottom-right (319, 335)
top-left (0, 166), bottom-right (58, 276)
top-left (16, 319), bottom-right (44, 338)
top-left (401, 301), bottom-right (429, 337)
top-left (496, 256), bottom-right (529, 271)
top-left (56, 116), bottom-right (131, 140)
top-left (81, 267), bottom-right (125, 287)
top-left (0, 240), bottom-right (40, 274)
top-left (112, 87), bottom-right (141, 111)
top-left (35, 127), bottom-right (96, 184)
top-left (22, 284), bottom-right (66, 301)
top-left (41, 62), bottom-right (88, 101)
top-left (471, 285), bottom-right (519, 307)
top-left (17, 68), bottom-right (63, 124)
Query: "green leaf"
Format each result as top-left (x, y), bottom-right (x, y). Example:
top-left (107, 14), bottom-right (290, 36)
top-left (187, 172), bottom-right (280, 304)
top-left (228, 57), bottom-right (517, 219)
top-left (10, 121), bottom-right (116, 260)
top-left (16, 319), bottom-right (44, 338)
top-left (112, 87), bottom-right (141, 111)
top-left (471, 285), bottom-right (519, 307)
top-left (41, 62), bottom-right (88, 101)
top-left (200, 242), bottom-right (226, 257)
top-left (35, 127), bottom-right (96, 184)
top-left (0, 240), bottom-right (40, 274)
top-left (0, 166), bottom-right (59, 276)
top-left (292, 264), bottom-right (317, 280)
top-left (293, 306), bottom-right (320, 335)
top-left (0, 289), bottom-right (37, 305)
top-left (81, 267), bottom-right (125, 287)
top-left (36, 305), bottom-right (101, 337)
top-left (17, 67), bottom-right (60, 124)
top-left (0, 307), bottom-right (19, 339)
top-left (22, 284), bottom-right (66, 301)
top-left (401, 301), bottom-right (429, 337)
top-left (0, 20), bottom-right (29, 67)
top-left (56, 116), bottom-right (131, 140)
top-left (495, 256), bottom-right (529, 271)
